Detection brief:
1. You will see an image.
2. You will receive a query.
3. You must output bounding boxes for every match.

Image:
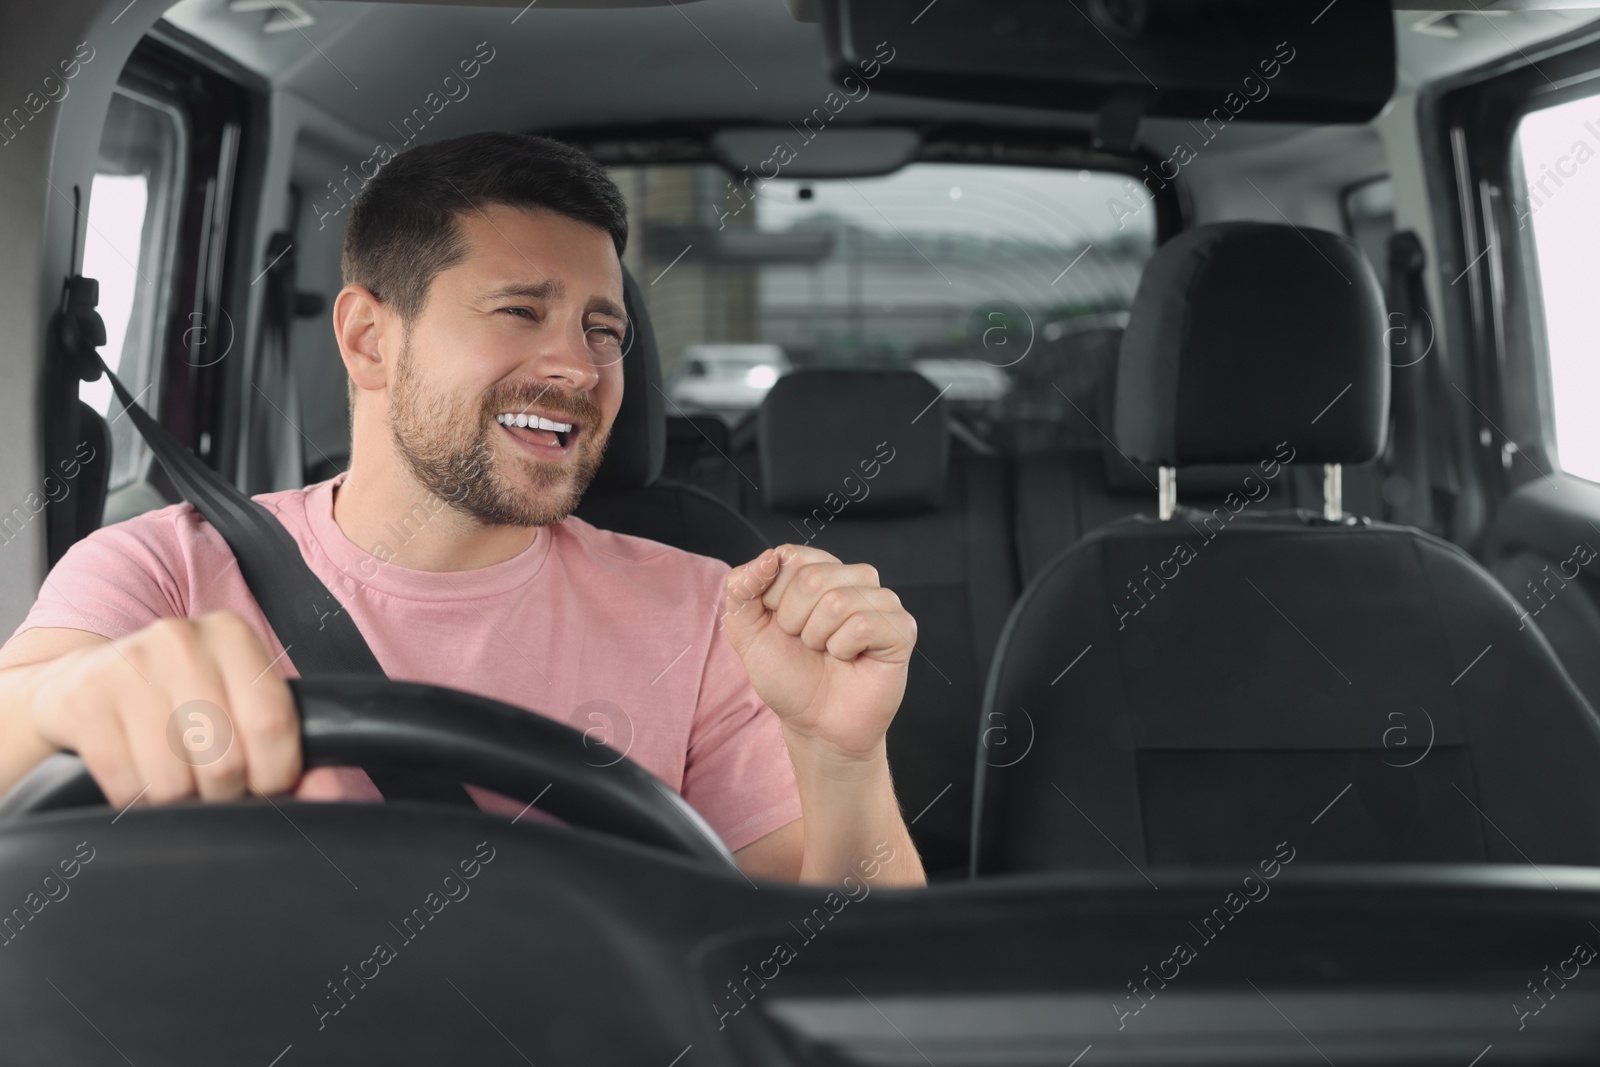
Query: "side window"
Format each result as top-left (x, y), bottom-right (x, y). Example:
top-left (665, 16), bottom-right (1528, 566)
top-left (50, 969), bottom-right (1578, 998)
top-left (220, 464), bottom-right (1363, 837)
top-left (78, 88), bottom-right (187, 491)
top-left (1514, 94), bottom-right (1600, 484)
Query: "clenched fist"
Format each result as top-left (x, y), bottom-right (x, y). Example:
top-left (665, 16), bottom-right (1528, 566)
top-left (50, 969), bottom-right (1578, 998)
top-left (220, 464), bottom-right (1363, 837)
top-left (722, 544), bottom-right (916, 760)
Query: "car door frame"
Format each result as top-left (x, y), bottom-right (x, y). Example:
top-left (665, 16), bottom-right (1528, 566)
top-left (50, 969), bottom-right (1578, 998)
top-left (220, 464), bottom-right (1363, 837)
top-left (1421, 22), bottom-right (1600, 706)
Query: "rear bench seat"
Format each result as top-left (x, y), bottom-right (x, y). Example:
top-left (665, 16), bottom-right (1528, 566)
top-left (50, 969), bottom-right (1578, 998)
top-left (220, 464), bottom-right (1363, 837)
top-left (719, 369), bottom-right (1018, 880)
top-left (662, 414), bottom-right (747, 509)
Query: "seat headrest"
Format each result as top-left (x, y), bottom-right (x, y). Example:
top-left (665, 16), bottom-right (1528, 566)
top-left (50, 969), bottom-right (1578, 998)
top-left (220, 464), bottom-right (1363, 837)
top-left (758, 369), bottom-right (948, 517)
top-left (589, 265), bottom-right (666, 490)
top-left (1114, 222), bottom-right (1389, 467)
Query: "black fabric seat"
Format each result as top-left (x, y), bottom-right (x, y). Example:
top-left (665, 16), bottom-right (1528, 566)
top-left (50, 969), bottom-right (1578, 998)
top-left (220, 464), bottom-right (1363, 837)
top-left (973, 221), bottom-right (1600, 875)
top-left (1005, 321), bottom-right (1381, 583)
top-left (572, 268), bottom-right (769, 567)
top-left (1014, 450), bottom-right (1335, 584)
top-left (661, 414), bottom-right (748, 512)
top-left (1002, 322), bottom-right (1155, 580)
top-left (728, 369), bottom-right (1019, 879)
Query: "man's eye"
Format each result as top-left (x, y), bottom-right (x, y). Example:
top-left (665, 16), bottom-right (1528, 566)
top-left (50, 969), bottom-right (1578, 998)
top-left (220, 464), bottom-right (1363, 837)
top-left (588, 326), bottom-right (623, 344)
top-left (500, 307), bottom-right (537, 320)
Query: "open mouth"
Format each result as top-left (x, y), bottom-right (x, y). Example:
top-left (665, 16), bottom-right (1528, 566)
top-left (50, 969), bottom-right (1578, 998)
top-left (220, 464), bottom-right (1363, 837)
top-left (495, 411), bottom-right (576, 454)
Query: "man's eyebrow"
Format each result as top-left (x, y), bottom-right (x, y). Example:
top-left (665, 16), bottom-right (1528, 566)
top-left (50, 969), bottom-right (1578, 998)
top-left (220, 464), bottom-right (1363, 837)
top-left (481, 280), bottom-right (562, 302)
top-left (590, 296), bottom-right (627, 323)
top-left (481, 280), bottom-right (627, 324)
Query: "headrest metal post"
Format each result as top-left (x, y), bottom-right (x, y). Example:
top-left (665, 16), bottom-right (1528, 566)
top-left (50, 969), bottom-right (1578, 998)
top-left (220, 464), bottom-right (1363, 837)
top-left (1158, 466), bottom-right (1176, 521)
top-left (1323, 463), bottom-right (1343, 521)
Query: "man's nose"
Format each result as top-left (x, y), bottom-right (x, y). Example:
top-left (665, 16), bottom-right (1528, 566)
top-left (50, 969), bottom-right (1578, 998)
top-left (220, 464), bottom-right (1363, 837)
top-left (526, 318), bottom-right (602, 392)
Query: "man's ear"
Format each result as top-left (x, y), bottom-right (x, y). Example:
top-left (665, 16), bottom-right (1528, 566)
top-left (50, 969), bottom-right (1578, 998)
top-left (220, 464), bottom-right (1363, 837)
top-left (334, 284), bottom-right (396, 394)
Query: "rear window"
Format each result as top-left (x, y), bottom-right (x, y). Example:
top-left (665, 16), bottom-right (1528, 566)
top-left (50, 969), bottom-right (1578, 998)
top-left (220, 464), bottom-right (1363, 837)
top-left (609, 161), bottom-right (1158, 445)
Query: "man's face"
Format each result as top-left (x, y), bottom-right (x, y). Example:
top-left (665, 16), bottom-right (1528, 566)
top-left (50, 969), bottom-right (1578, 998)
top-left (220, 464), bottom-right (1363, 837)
top-left (386, 205), bottom-right (627, 527)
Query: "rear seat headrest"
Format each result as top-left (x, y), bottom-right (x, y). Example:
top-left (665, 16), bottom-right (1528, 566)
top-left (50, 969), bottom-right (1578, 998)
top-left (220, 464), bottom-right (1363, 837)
top-left (759, 369), bottom-right (948, 518)
top-left (589, 265), bottom-right (666, 491)
top-left (1113, 221), bottom-right (1389, 467)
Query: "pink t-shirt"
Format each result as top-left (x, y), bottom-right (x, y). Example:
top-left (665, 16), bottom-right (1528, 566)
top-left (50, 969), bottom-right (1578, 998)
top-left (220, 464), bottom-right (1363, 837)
top-left (13, 474), bottom-right (801, 852)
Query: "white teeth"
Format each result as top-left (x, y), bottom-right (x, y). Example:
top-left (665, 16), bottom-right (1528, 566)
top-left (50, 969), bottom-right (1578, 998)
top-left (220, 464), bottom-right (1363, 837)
top-left (497, 412), bottom-right (574, 435)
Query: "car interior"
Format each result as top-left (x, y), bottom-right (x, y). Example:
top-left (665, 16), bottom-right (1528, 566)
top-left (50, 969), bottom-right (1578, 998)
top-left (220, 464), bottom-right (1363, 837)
top-left (7, 0), bottom-right (1600, 1063)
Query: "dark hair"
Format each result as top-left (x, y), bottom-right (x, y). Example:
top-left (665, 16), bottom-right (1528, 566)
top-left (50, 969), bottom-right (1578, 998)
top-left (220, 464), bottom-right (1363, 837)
top-left (340, 131), bottom-right (629, 325)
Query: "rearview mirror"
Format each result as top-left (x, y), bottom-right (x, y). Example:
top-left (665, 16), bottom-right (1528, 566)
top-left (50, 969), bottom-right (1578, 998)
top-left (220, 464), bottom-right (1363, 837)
top-left (818, 0), bottom-right (1395, 125)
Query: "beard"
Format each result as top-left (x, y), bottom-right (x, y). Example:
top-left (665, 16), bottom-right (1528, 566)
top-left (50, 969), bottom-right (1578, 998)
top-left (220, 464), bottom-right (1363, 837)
top-left (388, 340), bottom-right (610, 528)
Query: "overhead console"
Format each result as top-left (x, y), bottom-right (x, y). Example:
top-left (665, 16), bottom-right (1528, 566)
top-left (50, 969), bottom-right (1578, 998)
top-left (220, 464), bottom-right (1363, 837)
top-left (816, 0), bottom-right (1396, 131)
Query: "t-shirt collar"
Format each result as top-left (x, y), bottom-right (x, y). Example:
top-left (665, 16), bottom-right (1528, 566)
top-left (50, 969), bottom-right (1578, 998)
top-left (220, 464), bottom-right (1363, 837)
top-left (301, 472), bottom-right (555, 602)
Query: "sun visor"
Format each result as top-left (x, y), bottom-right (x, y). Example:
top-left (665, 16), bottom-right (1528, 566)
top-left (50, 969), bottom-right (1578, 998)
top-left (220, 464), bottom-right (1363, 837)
top-left (817, 0), bottom-right (1395, 126)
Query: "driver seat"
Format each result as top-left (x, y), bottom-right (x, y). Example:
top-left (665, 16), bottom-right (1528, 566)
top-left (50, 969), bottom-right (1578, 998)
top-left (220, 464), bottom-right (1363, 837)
top-left (573, 266), bottom-right (770, 566)
top-left (972, 222), bottom-right (1600, 875)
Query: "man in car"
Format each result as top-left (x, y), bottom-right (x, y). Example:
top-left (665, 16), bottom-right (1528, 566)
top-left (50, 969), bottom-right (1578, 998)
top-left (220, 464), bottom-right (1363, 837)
top-left (0, 131), bottom-right (925, 888)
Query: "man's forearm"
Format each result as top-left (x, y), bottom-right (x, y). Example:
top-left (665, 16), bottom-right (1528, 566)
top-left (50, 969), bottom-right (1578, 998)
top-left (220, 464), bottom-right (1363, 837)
top-left (783, 727), bottom-right (925, 887)
top-left (0, 649), bottom-right (78, 796)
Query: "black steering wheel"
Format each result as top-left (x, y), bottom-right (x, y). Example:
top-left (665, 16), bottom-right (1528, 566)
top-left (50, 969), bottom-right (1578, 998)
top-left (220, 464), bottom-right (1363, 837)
top-left (0, 676), bottom-right (737, 869)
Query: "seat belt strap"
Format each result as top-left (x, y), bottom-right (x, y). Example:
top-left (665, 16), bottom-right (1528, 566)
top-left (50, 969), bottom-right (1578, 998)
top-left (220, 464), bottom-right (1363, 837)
top-left (1385, 233), bottom-right (1434, 532)
top-left (93, 353), bottom-right (474, 805)
top-left (1387, 232), bottom-right (1460, 539)
top-left (97, 353), bottom-right (380, 675)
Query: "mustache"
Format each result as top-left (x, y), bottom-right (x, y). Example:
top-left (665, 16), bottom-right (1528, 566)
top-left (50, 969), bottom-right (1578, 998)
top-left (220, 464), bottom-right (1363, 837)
top-left (483, 384), bottom-right (602, 425)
